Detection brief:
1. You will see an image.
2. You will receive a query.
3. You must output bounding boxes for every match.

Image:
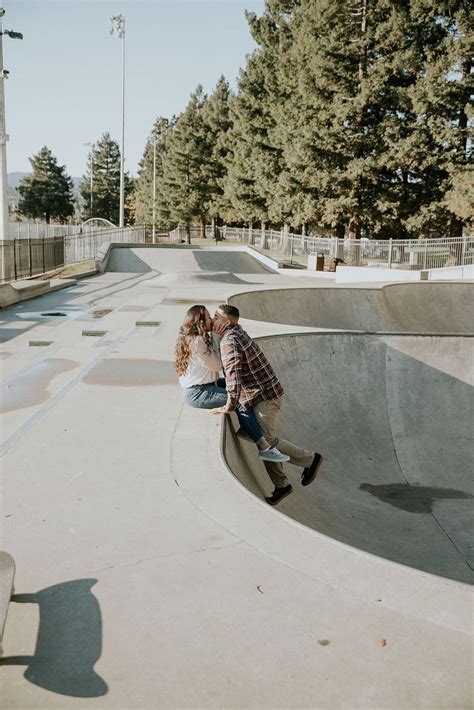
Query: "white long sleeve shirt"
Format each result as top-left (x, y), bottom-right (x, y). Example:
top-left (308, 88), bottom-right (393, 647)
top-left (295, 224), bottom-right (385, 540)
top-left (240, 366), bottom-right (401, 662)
top-left (178, 334), bottom-right (222, 388)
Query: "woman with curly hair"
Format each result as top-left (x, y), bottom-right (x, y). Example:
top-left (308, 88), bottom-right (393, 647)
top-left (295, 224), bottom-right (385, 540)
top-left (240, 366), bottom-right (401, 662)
top-left (175, 305), bottom-right (289, 463)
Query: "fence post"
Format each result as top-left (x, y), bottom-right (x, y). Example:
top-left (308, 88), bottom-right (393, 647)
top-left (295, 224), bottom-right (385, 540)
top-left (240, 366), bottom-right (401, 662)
top-left (13, 239), bottom-right (17, 281)
top-left (28, 236), bottom-right (33, 277)
top-left (461, 234), bottom-right (467, 266)
top-left (423, 239), bottom-right (428, 269)
top-left (42, 235), bottom-right (45, 274)
top-left (388, 238), bottom-right (393, 269)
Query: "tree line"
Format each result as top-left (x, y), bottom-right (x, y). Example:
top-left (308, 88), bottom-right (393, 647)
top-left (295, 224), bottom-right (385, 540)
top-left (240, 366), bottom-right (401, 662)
top-left (17, 0), bottom-right (472, 240)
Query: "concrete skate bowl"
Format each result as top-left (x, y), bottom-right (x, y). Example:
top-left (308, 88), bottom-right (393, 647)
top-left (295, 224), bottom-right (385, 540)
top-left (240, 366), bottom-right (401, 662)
top-left (104, 245), bottom-right (271, 276)
top-left (228, 282), bottom-right (474, 333)
top-left (223, 332), bottom-right (474, 585)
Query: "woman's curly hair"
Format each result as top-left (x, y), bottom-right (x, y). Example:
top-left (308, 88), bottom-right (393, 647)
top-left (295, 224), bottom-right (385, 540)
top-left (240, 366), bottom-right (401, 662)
top-left (174, 305), bottom-right (212, 376)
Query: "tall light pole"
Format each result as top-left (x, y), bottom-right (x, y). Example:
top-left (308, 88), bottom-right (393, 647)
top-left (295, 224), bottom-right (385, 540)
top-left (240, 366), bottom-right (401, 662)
top-left (109, 14), bottom-right (125, 229)
top-left (84, 142), bottom-right (95, 216)
top-left (0, 7), bottom-right (22, 283)
top-left (152, 138), bottom-right (156, 243)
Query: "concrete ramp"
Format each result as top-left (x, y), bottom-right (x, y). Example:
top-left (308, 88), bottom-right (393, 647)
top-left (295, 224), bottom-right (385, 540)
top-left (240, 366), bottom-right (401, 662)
top-left (229, 282), bottom-right (474, 333)
top-left (105, 246), bottom-right (272, 275)
top-left (224, 332), bottom-right (474, 584)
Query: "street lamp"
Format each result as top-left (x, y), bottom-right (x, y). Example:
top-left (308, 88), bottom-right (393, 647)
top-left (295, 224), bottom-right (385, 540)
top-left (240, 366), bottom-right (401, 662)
top-left (109, 14), bottom-right (125, 229)
top-left (84, 142), bottom-right (95, 216)
top-left (152, 137), bottom-right (157, 243)
top-left (0, 7), bottom-right (22, 283)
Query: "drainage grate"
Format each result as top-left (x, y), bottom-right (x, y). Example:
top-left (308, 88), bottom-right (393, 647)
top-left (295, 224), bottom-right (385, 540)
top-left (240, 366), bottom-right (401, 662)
top-left (91, 308), bottom-right (113, 318)
top-left (29, 340), bottom-right (53, 347)
top-left (135, 321), bottom-right (161, 327)
top-left (41, 312), bottom-right (67, 317)
top-left (82, 330), bottom-right (107, 337)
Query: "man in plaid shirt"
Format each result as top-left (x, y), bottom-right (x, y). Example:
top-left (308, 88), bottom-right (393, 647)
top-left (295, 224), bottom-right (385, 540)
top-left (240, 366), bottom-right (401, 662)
top-left (212, 304), bottom-right (323, 506)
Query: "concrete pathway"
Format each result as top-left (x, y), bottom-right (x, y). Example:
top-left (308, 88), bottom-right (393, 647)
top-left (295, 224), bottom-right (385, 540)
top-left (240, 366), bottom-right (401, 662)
top-left (0, 247), bottom-right (472, 709)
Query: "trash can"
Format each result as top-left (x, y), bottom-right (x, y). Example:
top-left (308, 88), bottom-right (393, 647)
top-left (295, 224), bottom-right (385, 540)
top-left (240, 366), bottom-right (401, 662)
top-left (316, 253), bottom-right (325, 271)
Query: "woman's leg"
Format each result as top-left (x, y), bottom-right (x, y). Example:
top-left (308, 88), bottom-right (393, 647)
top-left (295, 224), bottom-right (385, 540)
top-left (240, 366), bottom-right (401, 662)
top-left (182, 384), bottom-right (227, 410)
top-left (183, 386), bottom-right (289, 461)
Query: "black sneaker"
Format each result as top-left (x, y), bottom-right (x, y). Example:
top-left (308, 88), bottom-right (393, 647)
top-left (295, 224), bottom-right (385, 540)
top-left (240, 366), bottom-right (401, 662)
top-left (301, 453), bottom-right (323, 486)
top-left (265, 484), bottom-right (293, 506)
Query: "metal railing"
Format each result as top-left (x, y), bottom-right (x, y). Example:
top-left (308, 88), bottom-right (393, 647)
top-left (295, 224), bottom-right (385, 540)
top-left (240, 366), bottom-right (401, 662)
top-left (176, 225), bottom-right (473, 271)
top-left (0, 226), bottom-right (145, 283)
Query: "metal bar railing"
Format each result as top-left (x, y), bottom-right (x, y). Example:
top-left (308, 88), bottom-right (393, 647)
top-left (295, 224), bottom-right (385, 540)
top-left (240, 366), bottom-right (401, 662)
top-left (0, 226), bottom-right (146, 283)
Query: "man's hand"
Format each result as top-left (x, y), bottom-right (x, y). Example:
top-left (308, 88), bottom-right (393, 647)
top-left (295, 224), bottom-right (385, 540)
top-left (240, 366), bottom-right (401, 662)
top-left (209, 407), bottom-right (229, 415)
top-left (212, 319), bottom-right (227, 336)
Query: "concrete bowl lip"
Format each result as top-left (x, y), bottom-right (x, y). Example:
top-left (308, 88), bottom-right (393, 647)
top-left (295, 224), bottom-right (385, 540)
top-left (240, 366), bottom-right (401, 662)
top-left (216, 414), bottom-right (473, 596)
top-left (211, 327), bottom-right (473, 592)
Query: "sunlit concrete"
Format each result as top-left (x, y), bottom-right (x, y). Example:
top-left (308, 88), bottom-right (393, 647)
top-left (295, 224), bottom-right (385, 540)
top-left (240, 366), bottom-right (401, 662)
top-left (1, 246), bottom-right (472, 709)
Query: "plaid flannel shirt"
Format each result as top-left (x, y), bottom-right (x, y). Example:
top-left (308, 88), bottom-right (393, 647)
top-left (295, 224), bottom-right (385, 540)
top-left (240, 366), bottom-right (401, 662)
top-left (219, 324), bottom-right (284, 412)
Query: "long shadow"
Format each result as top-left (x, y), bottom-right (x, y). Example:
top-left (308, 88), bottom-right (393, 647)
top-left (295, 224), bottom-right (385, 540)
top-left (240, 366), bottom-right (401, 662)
top-left (360, 483), bottom-right (473, 514)
top-left (0, 578), bottom-right (108, 698)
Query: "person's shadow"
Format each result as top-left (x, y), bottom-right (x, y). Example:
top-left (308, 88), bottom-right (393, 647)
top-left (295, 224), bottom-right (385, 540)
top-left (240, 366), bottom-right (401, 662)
top-left (0, 578), bottom-right (108, 698)
top-left (360, 483), bottom-right (473, 514)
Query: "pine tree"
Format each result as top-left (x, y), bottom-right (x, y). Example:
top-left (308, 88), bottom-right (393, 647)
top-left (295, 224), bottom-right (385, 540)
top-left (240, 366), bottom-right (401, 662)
top-left (401, 0), bottom-right (473, 239)
top-left (200, 77), bottom-right (233, 236)
top-left (246, 1), bottom-right (301, 237)
top-left (133, 117), bottom-right (173, 228)
top-left (18, 147), bottom-right (75, 223)
top-left (80, 133), bottom-right (133, 224)
top-left (160, 87), bottom-right (209, 242)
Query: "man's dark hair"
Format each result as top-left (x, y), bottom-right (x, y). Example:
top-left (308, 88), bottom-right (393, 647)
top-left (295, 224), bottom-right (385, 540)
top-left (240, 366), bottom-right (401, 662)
top-left (218, 304), bottom-right (240, 320)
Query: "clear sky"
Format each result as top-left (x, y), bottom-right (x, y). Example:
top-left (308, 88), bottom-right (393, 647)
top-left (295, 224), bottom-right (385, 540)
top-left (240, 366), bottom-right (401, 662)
top-left (3, 0), bottom-right (265, 178)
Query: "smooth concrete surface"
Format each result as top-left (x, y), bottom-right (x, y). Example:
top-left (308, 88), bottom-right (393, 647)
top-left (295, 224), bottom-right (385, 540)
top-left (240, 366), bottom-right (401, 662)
top-left (0, 245), bottom-right (472, 709)
top-left (0, 279), bottom-right (77, 309)
top-left (229, 281), bottom-right (474, 333)
top-left (335, 264), bottom-right (474, 283)
top-left (223, 333), bottom-right (474, 583)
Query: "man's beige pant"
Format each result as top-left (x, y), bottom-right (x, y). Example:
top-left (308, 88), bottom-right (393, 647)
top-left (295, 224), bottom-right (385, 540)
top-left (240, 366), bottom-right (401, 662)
top-left (253, 396), bottom-right (313, 489)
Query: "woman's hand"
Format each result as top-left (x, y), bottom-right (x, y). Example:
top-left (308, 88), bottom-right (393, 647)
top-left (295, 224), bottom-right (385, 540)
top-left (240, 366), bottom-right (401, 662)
top-left (209, 407), bottom-right (228, 415)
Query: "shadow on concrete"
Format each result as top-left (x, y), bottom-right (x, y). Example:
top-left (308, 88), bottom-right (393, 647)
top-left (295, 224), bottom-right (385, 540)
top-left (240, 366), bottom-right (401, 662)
top-left (193, 272), bottom-right (264, 285)
top-left (192, 250), bottom-right (269, 274)
top-left (106, 249), bottom-right (153, 273)
top-left (0, 579), bottom-right (108, 698)
top-left (224, 332), bottom-right (474, 584)
top-left (360, 483), bottom-right (473, 514)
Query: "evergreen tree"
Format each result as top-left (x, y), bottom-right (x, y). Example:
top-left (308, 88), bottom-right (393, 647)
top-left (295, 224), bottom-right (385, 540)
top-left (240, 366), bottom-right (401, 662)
top-left (80, 133), bottom-right (133, 224)
top-left (401, 0), bottom-right (473, 239)
top-left (161, 87), bottom-right (209, 242)
top-left (200, 77), bottom-right (233, 235)
top-left (133, 117), bottom-right (173, 228)
top-left (246, 1), bottom-right (301, 235)
top-left (18, 147), bottom-right (74, 223)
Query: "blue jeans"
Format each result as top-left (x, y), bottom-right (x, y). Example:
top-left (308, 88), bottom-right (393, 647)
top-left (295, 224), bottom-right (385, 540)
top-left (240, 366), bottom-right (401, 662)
top-left (182, 380), bottom-right (264, 445)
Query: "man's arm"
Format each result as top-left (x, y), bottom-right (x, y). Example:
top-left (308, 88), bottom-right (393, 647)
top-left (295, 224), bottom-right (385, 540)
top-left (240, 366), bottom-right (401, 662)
top-left (220, 335), bottom-right (243, 412)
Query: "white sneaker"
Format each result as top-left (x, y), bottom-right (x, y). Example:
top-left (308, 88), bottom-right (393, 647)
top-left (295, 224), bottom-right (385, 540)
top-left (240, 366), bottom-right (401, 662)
top-left (258, 447), bottom-right (290, 463)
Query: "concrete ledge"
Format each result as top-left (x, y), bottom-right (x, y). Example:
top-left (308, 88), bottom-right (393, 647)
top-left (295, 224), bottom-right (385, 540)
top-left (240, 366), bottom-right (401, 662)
top-left (0, 552), bottom-right (15, 656)
top-left (0, 277), bottom-right (77, 308)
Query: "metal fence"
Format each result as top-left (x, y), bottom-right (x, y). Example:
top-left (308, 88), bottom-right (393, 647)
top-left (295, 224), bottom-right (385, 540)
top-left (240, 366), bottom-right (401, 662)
top-left (1, 226), bottom-right (146, 283)
top-left (8, 222), bottom-right (93, 239)
top-left (174, 225), bottom-right (473, 271)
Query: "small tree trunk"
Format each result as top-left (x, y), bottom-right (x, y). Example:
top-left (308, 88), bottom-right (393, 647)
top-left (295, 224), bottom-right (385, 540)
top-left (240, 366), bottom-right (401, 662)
top-left (200, 219), bottom-right (206, 240)
top-left (283, 222), bottom-right (291, 255)
top-left (347, 215), bottom-right (361, 265)
top-left (185, 223), bottom-right (191, 245)
top-left (248, 222), bottom-right (253, 245)
top-left (261, 221), bottom-right (268, 250)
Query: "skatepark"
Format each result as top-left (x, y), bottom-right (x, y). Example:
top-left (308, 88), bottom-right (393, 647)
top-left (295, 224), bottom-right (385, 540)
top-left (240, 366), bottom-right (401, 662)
top-left (1, 245), bottom-right (473, 708)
